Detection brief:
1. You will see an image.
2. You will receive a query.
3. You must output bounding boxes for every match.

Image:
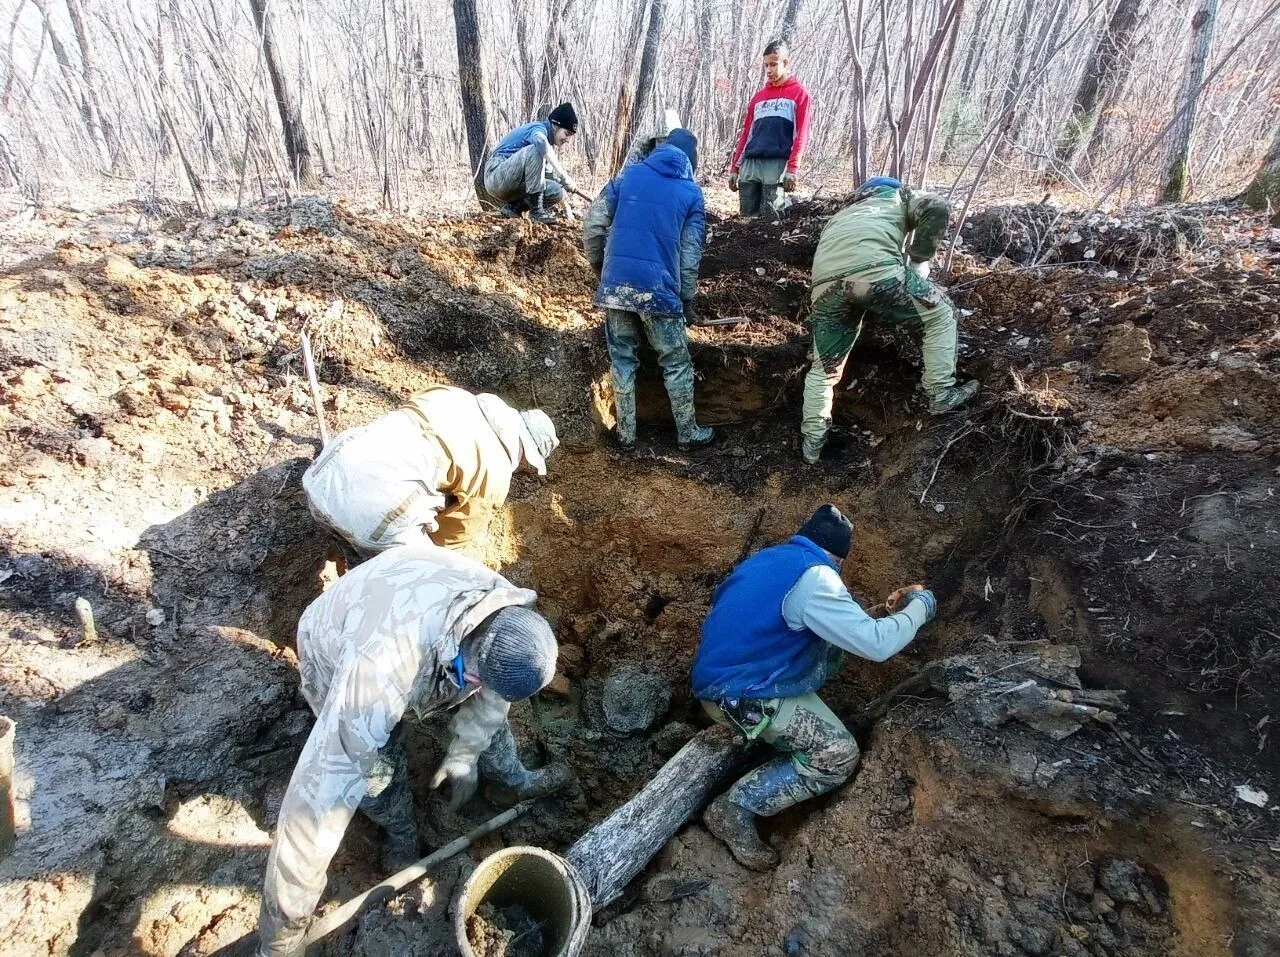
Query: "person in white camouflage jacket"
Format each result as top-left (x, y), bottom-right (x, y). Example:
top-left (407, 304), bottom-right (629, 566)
top-left (256, 544), bottom-right (568, 957)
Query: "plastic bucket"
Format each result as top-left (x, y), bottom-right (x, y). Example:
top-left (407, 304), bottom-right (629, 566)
top-left (454, 846), bottom-right (590, 957)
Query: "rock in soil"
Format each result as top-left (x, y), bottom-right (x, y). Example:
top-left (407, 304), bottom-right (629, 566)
top-left (602, 664), bottom-right (672, 733)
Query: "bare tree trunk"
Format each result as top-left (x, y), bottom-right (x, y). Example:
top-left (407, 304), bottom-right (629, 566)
top-left (778, 0), bottom-right (803, 45)
top-left (1052, 0), bottom-right (1145, 175)
top-left (248, 0), bottom-right (315, 187)
top-left (606, 0), bottom-right (650, 175)
top-left (629, 0), bottom-right (667, 147)
top-left (512, 0), bottom-right (538, 119)
top-left (1244, 120), bottom-right (1280, 223)
top-left (62, 0), bottom-right (121, 170)
top-left (1160, 0), bottom-right (1218, 203)
top-left (452, 0), bottom-right (495, 203)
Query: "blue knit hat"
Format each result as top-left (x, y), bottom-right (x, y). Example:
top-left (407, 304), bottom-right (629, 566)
top-left (665, 129), bottom-right (699, 174)
top-left (472, 606), bottom-right (558, 702)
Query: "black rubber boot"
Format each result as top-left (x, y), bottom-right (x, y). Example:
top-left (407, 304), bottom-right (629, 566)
top-left (527, 191), bottom-right (557, 225)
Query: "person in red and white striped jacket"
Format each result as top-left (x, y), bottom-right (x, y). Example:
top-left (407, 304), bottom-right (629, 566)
top-left (728, 39), bottom-right (812, 222)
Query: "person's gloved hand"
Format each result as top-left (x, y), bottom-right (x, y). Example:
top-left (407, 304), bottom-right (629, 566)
top-left (561, 174), bottom-right (579, 193)
top-left (429, 757), bottom-right (479, 810)
top-left (728, 173), bottom-right (739, 192)
top-left (902, 588), bottom-right (937, 622)
top-left (911, 259), bottom-right (931, 280)
top-left (782, 172), bottom-right (797, 192)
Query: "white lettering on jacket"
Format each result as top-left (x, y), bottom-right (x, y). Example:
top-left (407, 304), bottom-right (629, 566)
top-left (752, 97), bottom-right (797, 124)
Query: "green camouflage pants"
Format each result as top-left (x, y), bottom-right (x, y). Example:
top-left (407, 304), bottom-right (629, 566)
top-left (800, 270), bottom-right (958, 448)
top-left (738, 157), bottom-right (788, 221)
top-left (704, 693), bottom-right (860, 815)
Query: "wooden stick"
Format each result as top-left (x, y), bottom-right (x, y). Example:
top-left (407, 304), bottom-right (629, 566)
top-left (299, 330), bottom-right (329, 447)
top-left (301, 800), bottom-right (534, 947)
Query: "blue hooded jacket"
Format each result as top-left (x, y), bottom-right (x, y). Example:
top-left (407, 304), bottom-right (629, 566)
top-left (691, 536), bottom-right (843, 702)
top-left (491, 120), bottom-right (553, 161)
top-left (583, 142), bottom-right (706, 317)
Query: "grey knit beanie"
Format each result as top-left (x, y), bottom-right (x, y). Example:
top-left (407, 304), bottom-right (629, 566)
top-left (471, 606), bottom-right (558, 702)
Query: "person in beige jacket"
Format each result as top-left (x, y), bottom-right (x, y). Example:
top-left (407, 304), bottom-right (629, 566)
top-left (256, 544), bottom-right (568, 957)
top-left (302, 385), bottom-right (559, 558)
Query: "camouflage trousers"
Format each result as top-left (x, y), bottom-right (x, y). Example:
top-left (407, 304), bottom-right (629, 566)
top-left (482, 144), bottom-right (566, 205)
top-left (360, 721), bottom-right (533, 846)
top-left (704, 692), bottom-right (860, 816)
top-left (738, 157), bottom-right (788, 221)
top-left (800, 270), bottom-right (958, 448)
top-left (605, 308), bottom-right (698, 424)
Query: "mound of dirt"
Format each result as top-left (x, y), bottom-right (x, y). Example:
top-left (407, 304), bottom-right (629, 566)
top-left (961, 202), bottom-right (1209, 271)
top-left (1, 191), bottom-right (1277, 957)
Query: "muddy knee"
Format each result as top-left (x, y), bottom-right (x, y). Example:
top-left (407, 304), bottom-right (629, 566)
top-left (806, 734), bottom-right (861, 790)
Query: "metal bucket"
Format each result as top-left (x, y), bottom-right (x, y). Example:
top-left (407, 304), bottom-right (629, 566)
top-left (454, 846), bottom-right (590, 957)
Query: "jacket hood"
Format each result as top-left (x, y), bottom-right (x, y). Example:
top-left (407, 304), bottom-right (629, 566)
top-left (767, 74), bottom-right (801, 93)
top-left (644, 142), bottom-right (694, 180)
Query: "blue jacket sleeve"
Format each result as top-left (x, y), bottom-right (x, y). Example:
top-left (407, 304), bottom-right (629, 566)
top-left (678, 190), bottom-right (706, 304)
top-left (582, 178), bottom-right (620, 270)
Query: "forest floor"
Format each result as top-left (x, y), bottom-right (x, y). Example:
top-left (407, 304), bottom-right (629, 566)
top-left (0, 188), bottom-right (1277, 957)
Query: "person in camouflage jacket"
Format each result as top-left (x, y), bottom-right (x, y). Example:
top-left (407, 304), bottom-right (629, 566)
top-left (800, 177), bottom-right (979, 463)
top-left (256, 545), bottom-right (568, 956)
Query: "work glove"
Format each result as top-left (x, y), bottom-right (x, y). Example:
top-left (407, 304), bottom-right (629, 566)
top-left (781, 172), bottom-right (797, 192)
top-left (728, 173), bottom-right (739, 192)
top-left (429, 757), bottom-right (479, 810)
top-left (911, 259), bottom-right (931, 281)
top-left (905, 588), bottom-right (938, 622)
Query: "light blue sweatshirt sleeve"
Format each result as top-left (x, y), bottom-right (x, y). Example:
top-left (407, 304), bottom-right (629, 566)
top-left (782, 564), bottom-right (928, 663)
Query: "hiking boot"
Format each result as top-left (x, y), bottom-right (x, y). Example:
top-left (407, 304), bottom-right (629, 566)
top-left (526, 192), bottom-right (557, 225)
top-left (498, 201), bottom-right (526, 219)
top-left (800, 434), bottom-right (824, 465)
top-left (615, 390), bottom-right (637, 447)
top-left (928, 379), bottom-right (979, 416)
top-left (703, 795), bottom-right (779, 871)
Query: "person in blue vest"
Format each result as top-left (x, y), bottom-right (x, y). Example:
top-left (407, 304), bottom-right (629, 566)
top-left (483, 103), bottom-right (579, 224)
top-left (691, 504), bottom-right (937, 870)
top-left (581, 128), bottom-right (713, 447)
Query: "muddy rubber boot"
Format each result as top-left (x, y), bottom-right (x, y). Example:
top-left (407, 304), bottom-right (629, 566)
top-left (526, 192), bottom-right (557, 225)
top-left (703, 795), bottom-right (779, 871)
top-left (484, 762), bottom-right (574, 807)
top-left (928, 379), bottom-right (979, 416)
top-left (614, 390), bottom-right (637, 447)
top-left (800, 434), bottom-right (824, 465)
top-left (672, 401), bottom-right (714, 447)
top-left (381, 830), bottom-right (420, 874)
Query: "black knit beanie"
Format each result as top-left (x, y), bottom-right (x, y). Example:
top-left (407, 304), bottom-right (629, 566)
top-left (548, 102), bottom-right (578, 133)
top-left (797, 504), bottom-right (853, 559)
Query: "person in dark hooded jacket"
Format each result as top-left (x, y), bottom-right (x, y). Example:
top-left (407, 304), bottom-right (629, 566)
top-left (582, 129), bottom-right (713, 447)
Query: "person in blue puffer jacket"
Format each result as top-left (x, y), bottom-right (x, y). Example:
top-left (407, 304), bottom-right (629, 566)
top-left (692, 504), bottom-right (938, 871)
top-left (582, 129), bottom-right (713, 447)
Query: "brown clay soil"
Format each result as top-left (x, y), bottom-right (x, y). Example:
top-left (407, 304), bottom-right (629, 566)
top-left (0, 193), bottom-right (1277, 957)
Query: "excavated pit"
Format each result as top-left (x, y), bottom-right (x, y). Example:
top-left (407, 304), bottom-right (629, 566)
top-left (0, 197), bottom-right (1277, 956)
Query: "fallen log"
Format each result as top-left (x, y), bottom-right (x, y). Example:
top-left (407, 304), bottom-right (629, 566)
top-left (565, 725), bottom-right (746, 908)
